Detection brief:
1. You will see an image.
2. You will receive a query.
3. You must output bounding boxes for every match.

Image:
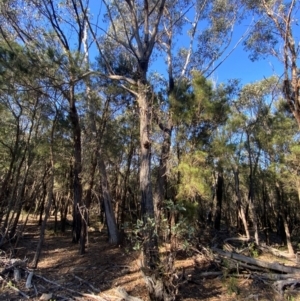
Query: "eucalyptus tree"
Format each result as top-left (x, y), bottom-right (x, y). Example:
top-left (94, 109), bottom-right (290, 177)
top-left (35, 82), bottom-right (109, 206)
top-left (81, 41), bottom-right (122, 244)
top-left (263, 99), bottom-right (298, 254)
top-left (225, 76), bottom-right (296, 246)
top-left (243, 0), bottom-right (300, 126)
top-left (151, 0), bottom-right (244, 236)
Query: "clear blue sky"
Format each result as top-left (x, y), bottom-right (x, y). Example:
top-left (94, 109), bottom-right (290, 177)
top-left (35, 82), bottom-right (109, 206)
top-left (212, 33), bottom-right (283, 85)
top-left (89, 2), bottom-right (297, 87)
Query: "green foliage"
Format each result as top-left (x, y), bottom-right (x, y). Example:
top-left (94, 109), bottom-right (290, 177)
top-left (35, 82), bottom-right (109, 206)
top-left (175, 150), bottom-right (211, 201)
top-left (225, 276), bottom-right (240, 295)
top-left (161, 200), bottom-right (197, 252)
top-left (129, 217), bottom-right (157, 251)
top-left (249, 242), bottom-right (259, 258)
top-left (244, 19), bottom-right (278, 61)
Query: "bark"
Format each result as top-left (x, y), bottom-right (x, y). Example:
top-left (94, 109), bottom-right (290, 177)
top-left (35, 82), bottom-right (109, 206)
top-left (69, 86), bottom-right (85, 253)
top-left (82, 22), bottom-right (98, 210)
top-left (277, 1), bottom-right (300, 128)
top-left (138, 85), bottom-right (154, 219)
top-left (9, 162), bottom-right (31, 239)
top-left (213, 248), bottom-right (300, 274)
top-left (99, 158), bottom-right (119, 244)
top-left (31, 168), bottom-right (54, 268)
top-left (275, 182), bottom-right (294, 256)
top-left (38, 180), bottom-right (47, 226)
top-left (214, 171), bottom-right (223, 231)
top-left (154, 115), bottom-right (172, 219)
top-left (120, 138), bottom-right (134, 237)
top-left (60, 195), bottom-right (69, 233)
top-left (246, 132), bottom-right (259, 245)
top-left (137, 85), bottom-right (159, 270)
top-left (262, 183), bottom-right (270, 245)
top-left (233, 167), bottom-right (250, 240)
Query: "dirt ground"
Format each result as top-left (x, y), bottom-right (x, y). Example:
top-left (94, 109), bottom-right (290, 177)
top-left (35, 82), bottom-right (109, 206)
top-left (1, 214), bottom-right (300, 301)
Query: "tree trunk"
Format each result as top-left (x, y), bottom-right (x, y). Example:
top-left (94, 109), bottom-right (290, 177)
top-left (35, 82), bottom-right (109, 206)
top-left (31, 110), bottom-right (57, 268)
top-left (69, 87), bottom-right (85, 254)
top-left (214, 171), bottom-right (223, 231)
top-left (262, 186), bottom-right (269, 245)
top-left (137, 83), bottom-right (159, 270)
top-left (154, 115), bottom-right (172, 219)
top-left (275, 182), bottom-right (294, 256)
top-left (99, 158), bottom-right (119, 244)
top-left (38, 181), bottom-right (47, 226)
top-left (233, 167), bottom-right (250, 240)
top-left (120, 139), bottom-right (134, 238)
top-left (282, 213), bottom-right (294, 256)
top-left (246, 133), bottom-right (259, 245)
top-left (31, 167), bottom-right (54, 268)
top-left (138, 85), bottom-right (154, 219)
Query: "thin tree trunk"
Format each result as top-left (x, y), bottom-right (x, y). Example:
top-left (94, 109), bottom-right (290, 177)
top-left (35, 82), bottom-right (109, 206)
top-left (31, 166), bottom-right (54, 268)
top-left (282, 213), bottom-right (294, 256)
top-left (69, 86), bottom-right (85, 254)
top-left (233, 167), bottom-right (250, 240)
top-left (31, 109), bottom-right (57, 268)
top-left (275, 182), bottom-right (294, 256)
top-left (99, 158), bottom-right (119, 244)
top-left (154, 115), bottom-right (172, 219)
top-left (246, 132), bottom-right (259, 245)
top-left (38, 181), bottom-right (47, 226)
top-left (214, 171), bottom-right (223, 231)
top-left (9, 163), bottom-right (31, 239)
top-left (120, 138), bottom-right (134, 238)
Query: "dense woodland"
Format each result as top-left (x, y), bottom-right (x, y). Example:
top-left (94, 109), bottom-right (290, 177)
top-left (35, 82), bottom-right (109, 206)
top-left (0, 0), bottom-right (300, 300)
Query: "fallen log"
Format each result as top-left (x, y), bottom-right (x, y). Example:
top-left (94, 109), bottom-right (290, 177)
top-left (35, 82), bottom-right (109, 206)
top-left (114, 287), bottom-right (143, 301)
top-left (224, 237), bottom-right (250, 243)
top-left (212, 248), bottom-right (300, 274)
top-left (273, 279), bottom-right (300, 295)
top-left (260, 273), bottom-right (300, 281)
top-left (259, 245), bottom-right (295, 260)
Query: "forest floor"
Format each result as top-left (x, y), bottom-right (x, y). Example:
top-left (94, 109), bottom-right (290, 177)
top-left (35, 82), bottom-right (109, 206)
top-left (1, 213), bottom-right (300, 301)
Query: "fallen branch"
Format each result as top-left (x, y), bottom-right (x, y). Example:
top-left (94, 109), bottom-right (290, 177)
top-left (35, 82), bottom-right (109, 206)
top-left (212, 248), bottom-right (300, 274)
top-left (4, 279), bottom-right (30, 299)
top-left (73, 274), bottom-right (100, 293)
top-left (198, 271), bottom-right (223, 277)
top-left (0, 258), bottom-right (27, 275)
top-left (32, 272), bottom-right (107, 301)
top-left (224, 236), bottom-right (250, 243)
top-left (259, 245), bottom-right (295, 261)
top-left (115, 287), bottom-right (143, 301)
top-left (260, 273), bottom-right (300, 281)
top-left (26, 271), bottom-right (34, 289)
top-left (273, 279), bottom-right (300, 295)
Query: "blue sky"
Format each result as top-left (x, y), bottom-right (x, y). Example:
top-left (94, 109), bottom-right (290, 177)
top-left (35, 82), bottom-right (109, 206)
top-left (89, 2), bottom-right (298, 88)
top-left (212, 33), bottom-right (283, 85)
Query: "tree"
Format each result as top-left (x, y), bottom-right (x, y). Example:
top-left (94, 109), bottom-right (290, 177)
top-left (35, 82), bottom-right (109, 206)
top-left (243, 0), bottom-right (300, 126)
